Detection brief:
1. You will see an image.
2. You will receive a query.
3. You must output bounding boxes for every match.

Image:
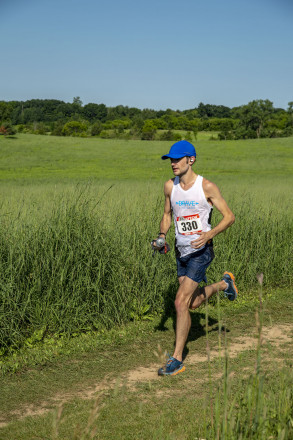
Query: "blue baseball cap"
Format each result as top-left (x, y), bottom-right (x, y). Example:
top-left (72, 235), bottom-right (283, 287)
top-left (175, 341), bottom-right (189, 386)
top-left (161, 140), bottom-right (196, 160)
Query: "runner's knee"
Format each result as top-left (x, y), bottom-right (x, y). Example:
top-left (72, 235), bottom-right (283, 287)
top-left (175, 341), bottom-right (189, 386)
top-left (174, 290), bottom-right (192, 312)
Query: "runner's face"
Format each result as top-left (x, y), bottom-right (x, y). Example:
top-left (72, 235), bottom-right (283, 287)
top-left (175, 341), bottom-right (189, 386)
top-left (170, 157), bottom-right (190, 176)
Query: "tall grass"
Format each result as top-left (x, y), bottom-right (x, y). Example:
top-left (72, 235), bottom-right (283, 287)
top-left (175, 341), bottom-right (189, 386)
top-left (0, 185), bottom-right (175, 350)
top-left (0, 183), bottom-right (292, 350)
top-left (201, 280), bottom-right (293, 440)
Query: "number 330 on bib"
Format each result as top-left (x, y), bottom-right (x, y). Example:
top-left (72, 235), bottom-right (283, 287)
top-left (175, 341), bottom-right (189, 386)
top-left (176, 214), bottom-right (203, 235)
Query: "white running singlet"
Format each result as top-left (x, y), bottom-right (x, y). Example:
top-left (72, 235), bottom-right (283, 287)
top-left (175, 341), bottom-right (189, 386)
top-left (171, 175), bottom-right (213, 258)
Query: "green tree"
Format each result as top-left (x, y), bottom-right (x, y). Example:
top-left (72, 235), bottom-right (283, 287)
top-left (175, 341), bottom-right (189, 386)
top-left (132, 115), bottom-right (144, 130)
top-left (107, 105), bottom-right (130, 120)
top-left (83, 103), bottom-right (107, 122)
top-left (280, 102), bottom-right (293, 136)
top-left (198, 103), bottom-right (231, 118)
top-left (0, 102), bottom-right (13, 122)
top-left (287, 102), bottom-right (293, 127)
top-left (141, 108), bottom-right (157, 120)
top-left (216, 119), bottom-right (234, 140)
top-left (141, 120), bottom-right (157, 140)
top-left (72, 97), bottom-right (83, 106)
top-left (153, 118), bottom-right (168, 130)
top-left (183, 109), bottom-right (198, 119)
top-left (237, 100), bottom-right (274, 138)
top-left (55, 103), bottom-right (75, 119)
top-left (21, 107), bottom-right (43, 124)
top-left (161, 114), bottom-right (179, 129)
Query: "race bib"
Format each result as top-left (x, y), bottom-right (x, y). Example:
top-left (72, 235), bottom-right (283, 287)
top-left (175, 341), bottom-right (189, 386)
top-left (176, 214), bottom-right (202, 235)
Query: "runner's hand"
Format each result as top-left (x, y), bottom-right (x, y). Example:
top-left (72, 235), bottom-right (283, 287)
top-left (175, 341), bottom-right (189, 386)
top-left (152, 239), bottom-right (160, 249)
top-left (191, 231), bottom-right (211, 249)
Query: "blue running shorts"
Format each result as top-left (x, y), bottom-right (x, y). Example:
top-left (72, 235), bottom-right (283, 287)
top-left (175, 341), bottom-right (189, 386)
top-left (176, 244), bottom-right (214, 283)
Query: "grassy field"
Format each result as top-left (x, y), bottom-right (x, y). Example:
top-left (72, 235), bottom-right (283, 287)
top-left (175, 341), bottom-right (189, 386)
top-left (1, 133), bottom-right (292, 183)
top-left (0, 133), bottom-right (292, 438)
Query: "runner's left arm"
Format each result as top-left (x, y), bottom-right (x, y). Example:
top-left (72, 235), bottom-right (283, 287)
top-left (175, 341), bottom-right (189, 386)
top-left (191, 179), bottom-right (235, 249)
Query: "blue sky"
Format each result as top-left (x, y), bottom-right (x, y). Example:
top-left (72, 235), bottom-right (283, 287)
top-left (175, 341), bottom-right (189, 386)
top-left (1, 0), bottom-right (292, 110)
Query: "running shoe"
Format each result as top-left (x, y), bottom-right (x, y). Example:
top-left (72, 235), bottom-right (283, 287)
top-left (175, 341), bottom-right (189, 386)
top-left (222, 271), bottom-right (238, 301)
top-left (158, 356), bottom-right (185, 376)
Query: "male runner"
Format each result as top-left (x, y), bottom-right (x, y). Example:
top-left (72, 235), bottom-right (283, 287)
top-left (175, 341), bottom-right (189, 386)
top-left (154, 140), bottom-right (238, 376)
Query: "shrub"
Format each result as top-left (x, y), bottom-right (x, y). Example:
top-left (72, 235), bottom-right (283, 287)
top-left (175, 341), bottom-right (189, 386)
top-left (51, 121), bottom-right (65, 136)
top-left (172, 132), bottom-right (182, 141)
top-left (159, 130), bottom-right (175, 141)
top-left (184, 131), bottom-right (193, 142)
top-left (62, 121), bottom-right (88, 137)
top-left (281, 126), bottom-right (293, 137)
top-left (218, 131), bottom-right (235, 140)
top-left (159, 130), bottom-right (182, 141)
top-left (33, 122), bottom-right (49, 135)
top-left (91, 121), bottom-right (102, 136)
top-left (16, 124), bottom-right (26, 133)
top-left (99, 130), bottom-right (112, 139)
top-left (0, 122), bottom-right (16, 136)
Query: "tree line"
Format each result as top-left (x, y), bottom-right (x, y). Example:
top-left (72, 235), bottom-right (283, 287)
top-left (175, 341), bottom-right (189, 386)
top-left (0, 97), bottom-right (292, 140)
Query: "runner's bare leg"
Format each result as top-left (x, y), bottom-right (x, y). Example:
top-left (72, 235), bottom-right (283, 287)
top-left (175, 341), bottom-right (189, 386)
top-left (172, 277), bottom-right (227, 361)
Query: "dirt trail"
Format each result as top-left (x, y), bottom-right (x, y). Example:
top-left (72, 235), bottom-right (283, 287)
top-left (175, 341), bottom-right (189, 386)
top-left (0, 323), bottom-right (292, 429)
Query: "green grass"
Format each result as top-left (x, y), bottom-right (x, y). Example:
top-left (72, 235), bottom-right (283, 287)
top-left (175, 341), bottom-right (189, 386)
top-left (0, 133), bottom-right (292, 438)
top-left (0, 134), bottom-right (292, 352)
top-left (0, 133), bottom-right (292, 183)
top-left (0, 289), bottom-right (292, 439)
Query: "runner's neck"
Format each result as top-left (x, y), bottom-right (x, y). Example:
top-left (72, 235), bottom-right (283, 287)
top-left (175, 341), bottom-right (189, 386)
top-left (179, 171), bottom-right (198, 190)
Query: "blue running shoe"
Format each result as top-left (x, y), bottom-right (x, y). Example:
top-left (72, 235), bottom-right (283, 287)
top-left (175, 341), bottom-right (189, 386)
top-left (158, 356), bottom-right (185, 376)
top-left (222, 271), bottom-right (238, 301)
